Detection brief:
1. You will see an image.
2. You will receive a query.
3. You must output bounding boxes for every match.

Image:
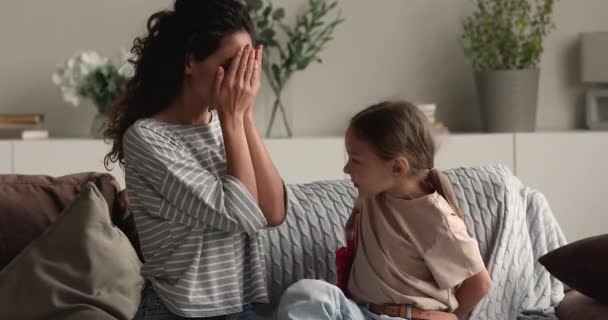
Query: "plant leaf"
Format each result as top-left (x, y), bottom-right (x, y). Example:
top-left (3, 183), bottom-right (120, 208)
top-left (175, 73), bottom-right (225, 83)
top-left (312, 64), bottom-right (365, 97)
top-left (247, 0), bottom-right (263, 11)
top-left (257, 19), bottom-right (268, 29)
top-left (273, 8), bottom-right (285, 21)
top-left (263, 6), bottom-right (272, 18)
top-left (260, 28), bottom-right (276, 41)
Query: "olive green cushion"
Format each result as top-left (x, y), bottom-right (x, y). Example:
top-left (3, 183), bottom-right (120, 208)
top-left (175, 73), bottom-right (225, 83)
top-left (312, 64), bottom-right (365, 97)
top-left (0, 183), bottom-right (143, 320)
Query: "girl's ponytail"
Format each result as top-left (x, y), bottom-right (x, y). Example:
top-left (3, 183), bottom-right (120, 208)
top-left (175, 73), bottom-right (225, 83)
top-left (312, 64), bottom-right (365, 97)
top-left (427, 169), bottom-right (463, 220)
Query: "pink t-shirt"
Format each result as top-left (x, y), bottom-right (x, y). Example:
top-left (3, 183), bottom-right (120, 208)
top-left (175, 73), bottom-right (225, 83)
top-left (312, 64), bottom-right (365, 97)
top-left (347, 192), bottom-right (486, 311)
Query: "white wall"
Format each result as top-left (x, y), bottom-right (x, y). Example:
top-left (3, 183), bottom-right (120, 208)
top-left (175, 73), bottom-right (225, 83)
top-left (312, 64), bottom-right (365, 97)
top-left (1, 0), bottom-right (608, 137)
top-left (0, 0), bottom-right (169, 137)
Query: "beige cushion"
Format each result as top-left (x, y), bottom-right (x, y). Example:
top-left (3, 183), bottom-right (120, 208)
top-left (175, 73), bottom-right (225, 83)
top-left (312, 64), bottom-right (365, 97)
top-left (0, 182), bottom-right (144, 320)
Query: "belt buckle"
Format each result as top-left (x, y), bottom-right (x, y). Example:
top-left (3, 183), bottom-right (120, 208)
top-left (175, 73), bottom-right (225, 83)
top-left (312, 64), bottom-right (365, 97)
top-left (385, 304), bottom-right (413, 320)
top-left (404, 304), bottom-right (413, 320)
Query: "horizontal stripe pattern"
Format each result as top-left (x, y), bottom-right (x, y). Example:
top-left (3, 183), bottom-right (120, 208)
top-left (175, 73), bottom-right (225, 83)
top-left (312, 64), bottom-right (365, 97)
top-left (123, 113), bottom-right (268, 317)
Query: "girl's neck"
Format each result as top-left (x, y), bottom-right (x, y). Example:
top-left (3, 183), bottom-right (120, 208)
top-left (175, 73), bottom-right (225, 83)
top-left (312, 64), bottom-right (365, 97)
top-left (385, 175), bottom-right (433, 200)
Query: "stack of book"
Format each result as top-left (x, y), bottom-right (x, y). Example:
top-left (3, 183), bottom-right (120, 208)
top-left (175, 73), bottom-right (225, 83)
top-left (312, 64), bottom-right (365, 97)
top-left (0, 114), bottom-right (49, 140)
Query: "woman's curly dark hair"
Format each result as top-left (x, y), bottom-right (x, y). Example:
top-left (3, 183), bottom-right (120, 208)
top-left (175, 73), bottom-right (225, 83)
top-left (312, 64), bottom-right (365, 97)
top-left (104, 0), bottom-right (254, 168)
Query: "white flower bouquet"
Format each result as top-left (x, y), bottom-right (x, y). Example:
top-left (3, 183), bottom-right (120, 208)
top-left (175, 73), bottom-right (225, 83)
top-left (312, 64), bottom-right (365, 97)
top-left (52, 51), bottom-right (132, 115)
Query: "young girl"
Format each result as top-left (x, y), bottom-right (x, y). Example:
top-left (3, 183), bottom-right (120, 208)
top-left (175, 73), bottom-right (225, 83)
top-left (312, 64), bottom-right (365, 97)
top-left (277, 101), bottom-right (493, 320)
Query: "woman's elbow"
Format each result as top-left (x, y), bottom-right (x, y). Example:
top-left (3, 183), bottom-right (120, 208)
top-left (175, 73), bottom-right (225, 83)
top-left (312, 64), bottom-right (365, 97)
top-left (266, 217), bottom-right (283, 227)
top-left (265, 210), bottom-right (286, 227)
top-left (260, 191), bottom-right (286, 227)
top-left (262, 201), bottom-right (286, 227)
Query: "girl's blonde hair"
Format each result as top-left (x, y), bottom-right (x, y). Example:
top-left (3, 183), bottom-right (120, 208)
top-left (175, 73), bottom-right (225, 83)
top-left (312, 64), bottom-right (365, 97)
top-left (350, 100), bottom-right (462, 218)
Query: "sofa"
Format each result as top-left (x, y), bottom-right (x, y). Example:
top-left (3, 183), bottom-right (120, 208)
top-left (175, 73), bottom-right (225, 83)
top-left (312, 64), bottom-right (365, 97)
top-left (0, 166), bottom-right (606, 320)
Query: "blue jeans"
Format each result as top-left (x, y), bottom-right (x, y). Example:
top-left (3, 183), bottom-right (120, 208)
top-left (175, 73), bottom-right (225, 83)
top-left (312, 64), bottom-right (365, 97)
top-left (134, 283), bottom-right (258, 320)
top-left (277, 279), bottom-right (406, 320)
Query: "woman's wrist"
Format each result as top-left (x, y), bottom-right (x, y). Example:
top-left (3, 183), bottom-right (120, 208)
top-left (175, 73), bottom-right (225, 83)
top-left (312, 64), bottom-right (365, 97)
top-left (244, 109), bottom-right (255, 123)
top-left (219, 111), bottom-right (245, 131)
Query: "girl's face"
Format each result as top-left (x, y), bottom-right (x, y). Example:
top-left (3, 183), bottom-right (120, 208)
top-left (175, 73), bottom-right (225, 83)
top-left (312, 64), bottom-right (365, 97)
top-left (343, 126), bottom-right (396, 197)
top-left (185, 31), bottom-right (253, 109)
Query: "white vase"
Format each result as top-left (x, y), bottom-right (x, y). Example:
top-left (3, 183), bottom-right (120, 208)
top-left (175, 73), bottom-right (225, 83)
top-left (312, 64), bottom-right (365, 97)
top-left (265, 82), bottom-right (294, 139)
top-left (90, 113), bottom-right (109, 139)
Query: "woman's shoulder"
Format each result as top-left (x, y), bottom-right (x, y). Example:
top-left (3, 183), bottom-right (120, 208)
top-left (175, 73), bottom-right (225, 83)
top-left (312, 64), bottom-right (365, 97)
top-left (124, 118), bottom-right (185, 153)
top-left (128, 118), bottom-right (168, 137)
top-left (128, 113), bottom-right (222, 144)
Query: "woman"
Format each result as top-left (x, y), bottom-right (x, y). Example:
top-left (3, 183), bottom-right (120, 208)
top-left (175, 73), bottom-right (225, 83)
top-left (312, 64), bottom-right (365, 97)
top-left (104, 0), bottom-right (286, 319)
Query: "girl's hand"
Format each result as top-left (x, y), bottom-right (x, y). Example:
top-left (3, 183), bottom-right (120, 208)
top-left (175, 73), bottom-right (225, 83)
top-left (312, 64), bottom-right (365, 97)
top-left (214, 45), bottom-right (261, 118)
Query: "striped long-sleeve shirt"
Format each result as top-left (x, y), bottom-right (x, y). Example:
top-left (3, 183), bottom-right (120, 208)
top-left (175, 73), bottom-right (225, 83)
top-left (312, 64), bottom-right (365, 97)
top-left (123, 112), bottom-right (269, 317)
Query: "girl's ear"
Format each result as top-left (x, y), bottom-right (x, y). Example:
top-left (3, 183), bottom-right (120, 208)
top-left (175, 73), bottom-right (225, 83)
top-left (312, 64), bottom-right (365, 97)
top-left (392, 157), bottom-right (409, 177)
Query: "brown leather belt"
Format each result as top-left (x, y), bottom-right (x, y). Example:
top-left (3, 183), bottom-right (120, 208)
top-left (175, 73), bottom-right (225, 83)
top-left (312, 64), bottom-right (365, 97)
top-left (369, 304), bottom-right (457, 320)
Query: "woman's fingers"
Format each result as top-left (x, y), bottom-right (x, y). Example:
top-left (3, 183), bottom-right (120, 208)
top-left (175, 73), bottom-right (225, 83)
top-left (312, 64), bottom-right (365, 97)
top-left (213, 66), bottom-right (224, 108)
top-left (250, 46), bottom-right (263, 87)
top-left (235, 45), bottom-right (251, 87)
top-left (244, 49), bottom-right (256, 87)
top-left (227, 47), bottom-right (244, 87)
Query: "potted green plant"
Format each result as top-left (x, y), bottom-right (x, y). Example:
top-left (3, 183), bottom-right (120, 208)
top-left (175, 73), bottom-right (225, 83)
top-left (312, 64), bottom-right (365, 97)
top-left (461, 0), bottom-right (558, 132)
top-left (245, 0), bottom-right (344, 137)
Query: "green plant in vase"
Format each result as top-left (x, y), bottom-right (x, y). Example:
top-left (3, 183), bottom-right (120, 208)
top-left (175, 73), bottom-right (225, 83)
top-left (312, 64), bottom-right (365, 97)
top-left (461, 0), bottom-right (558, 132)
top-left (245, 0), bottom-right (344, 137)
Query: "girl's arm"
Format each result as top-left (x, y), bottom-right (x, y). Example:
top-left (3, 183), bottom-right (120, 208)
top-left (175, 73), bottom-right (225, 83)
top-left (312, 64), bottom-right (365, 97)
top-left (453, 268), bottom-right (493, 319)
